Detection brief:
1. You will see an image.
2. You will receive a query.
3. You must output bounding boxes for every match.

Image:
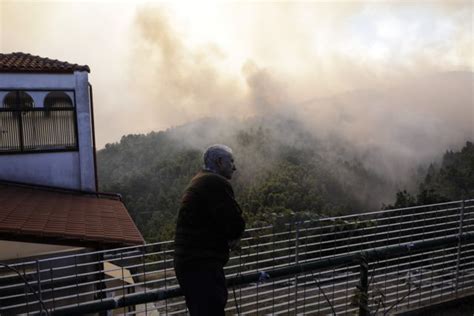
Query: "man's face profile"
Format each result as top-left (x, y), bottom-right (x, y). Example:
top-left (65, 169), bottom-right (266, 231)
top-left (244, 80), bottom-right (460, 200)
top-left (217, 154), bottom-right (236, 180)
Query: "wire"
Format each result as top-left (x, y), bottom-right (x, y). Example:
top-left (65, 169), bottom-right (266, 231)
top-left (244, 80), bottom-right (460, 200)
top-left (314, 279), bottom-right (337, 316)
top-left (297, 219), bottom-right (338, 315)
top-left (231, 236), bottom-right (247, 316)
top-left (232, 282), bottom-right (241, 316)
top-left (0, 262), bottom-right (51, 316)
top-left (383, 284), bottom-right (419, 316)
top-left (365, 250), bottom-right (382, 315)
top-left (300, 217), bottom-right (382, 315)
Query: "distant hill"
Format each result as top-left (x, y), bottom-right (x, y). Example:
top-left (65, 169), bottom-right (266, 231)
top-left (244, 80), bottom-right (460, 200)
top-left (97, 70), bottom-right (473, 241)
top-left (385, 141), bottom-right (474, 209)
top-left (97, 116), bottom-right (394, 241)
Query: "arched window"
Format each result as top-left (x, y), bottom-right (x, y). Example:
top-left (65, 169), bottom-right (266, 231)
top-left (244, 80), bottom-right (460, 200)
top-left (1, 91), bottom-right (35, 152)
top-left (44, 91), bottom-right (73, 108)
top-left (2, 91), bottom-right (35, 108)
top-left (0, 90), bottom-right (77, 153)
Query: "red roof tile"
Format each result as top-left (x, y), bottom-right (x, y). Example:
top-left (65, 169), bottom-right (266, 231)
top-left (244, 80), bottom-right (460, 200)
top-left (0, 184), bottom-right (144, 247)
top-left (0, 52), bottom-right (90, 73)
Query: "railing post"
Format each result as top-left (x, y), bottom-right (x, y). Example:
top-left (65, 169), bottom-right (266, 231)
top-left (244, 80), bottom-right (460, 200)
top-left (16, 91), bottom-right (25, 151)
top-left (36, 260), bottom-right (43, 315)
top-left (294, 221), bottom-right (300, 312)
top-left (96, 253), bottom-right (108, 316)
top-left (358, 255), bottom-right (370, 316)
top-left (454, 199), bottom-right (465, 296)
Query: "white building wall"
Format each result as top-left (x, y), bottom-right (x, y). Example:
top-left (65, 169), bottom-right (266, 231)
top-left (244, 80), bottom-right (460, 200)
top-left (75, 71), bottom-right (96, 191)
top-left (0, 72), bottom-right (96, 191)
top-left (0, 240), bottom-right (82, 261)
top-left (0, 73), bottom-right (76, 89)
top-left (0, 152), bottom-right (81, 189)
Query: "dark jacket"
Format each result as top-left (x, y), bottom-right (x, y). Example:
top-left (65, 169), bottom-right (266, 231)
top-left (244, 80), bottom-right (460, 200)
top-left (174, 170), bottom-right (245, 269)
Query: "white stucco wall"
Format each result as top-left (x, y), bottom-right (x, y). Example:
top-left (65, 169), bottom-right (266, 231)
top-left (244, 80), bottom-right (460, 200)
top-left (0, 240), bottom-right (82, 261)
top-left (0, 73), bottom-right (76, 89)
top-left (0, 72), bottom-right (96, 191)
top-left (75, 71), bottom-right (96, 191)
top-left (0, 152), bottom-right (81, 189)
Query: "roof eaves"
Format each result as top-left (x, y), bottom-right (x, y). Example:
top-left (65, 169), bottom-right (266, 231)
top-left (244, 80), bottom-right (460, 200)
top-left (0, 52), bottom-right (91, 74)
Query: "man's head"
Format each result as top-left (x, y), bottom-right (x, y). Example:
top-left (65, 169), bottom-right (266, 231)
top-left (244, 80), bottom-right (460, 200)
top-left (203, 144), bottom-right (236, 180)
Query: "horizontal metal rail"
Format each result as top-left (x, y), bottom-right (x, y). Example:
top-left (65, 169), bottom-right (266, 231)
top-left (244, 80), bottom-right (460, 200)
top-left (25, 232), bottom-right (473, 316)
top-left (1, 199), bottom-right (473, 315)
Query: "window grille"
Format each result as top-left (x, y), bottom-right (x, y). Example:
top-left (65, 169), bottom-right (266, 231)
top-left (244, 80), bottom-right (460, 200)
top-left (0, 90), bottom-right (78, 153)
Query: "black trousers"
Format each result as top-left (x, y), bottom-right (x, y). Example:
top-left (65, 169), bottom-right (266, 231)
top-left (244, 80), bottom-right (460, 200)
top-left (174, 265), bottom-right (228, 316)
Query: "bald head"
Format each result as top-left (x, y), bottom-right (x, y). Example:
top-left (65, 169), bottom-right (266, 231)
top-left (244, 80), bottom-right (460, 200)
top-left (203, 144), bottom-right (236, 179)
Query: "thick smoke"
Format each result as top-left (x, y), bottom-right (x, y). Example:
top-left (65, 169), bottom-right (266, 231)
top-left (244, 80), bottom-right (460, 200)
top-left (127, 2), bottom-right (472, 189)
top-left (1, 1), bottom-right (472, 192)
top-left (129, 6), bottom-right (249, 128)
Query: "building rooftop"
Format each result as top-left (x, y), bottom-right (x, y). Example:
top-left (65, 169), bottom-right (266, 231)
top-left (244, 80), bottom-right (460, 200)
top-left (0, 52), bottom-right (90, 74)
top-left (0, 182), bottom-right (144, 247)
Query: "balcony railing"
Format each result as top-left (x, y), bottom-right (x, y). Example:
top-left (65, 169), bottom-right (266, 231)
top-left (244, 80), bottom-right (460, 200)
top-left (0, 90), bottom-right (78, 154)
top-left (0, 199), bottom-right (473, 315)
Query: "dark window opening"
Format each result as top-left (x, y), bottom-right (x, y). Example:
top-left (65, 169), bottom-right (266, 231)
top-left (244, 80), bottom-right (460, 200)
top-left (44, 91), bottom-right (73, 108)
top-left (44, 92), bottom-right (73, 119)
top-left (2, 91), bottom-right (35, 109)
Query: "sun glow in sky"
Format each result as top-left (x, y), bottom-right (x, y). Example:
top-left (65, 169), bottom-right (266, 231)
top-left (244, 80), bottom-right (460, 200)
top-left (0, 0), bottom-right (472, 147)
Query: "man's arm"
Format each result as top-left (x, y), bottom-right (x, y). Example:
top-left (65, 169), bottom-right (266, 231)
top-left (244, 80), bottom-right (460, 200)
top-left (207, 177), bottom-right (246, 241)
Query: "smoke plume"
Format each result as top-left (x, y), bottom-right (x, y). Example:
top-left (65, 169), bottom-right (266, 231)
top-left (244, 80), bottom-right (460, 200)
top-left (1, 1), bottom-right (473, 189)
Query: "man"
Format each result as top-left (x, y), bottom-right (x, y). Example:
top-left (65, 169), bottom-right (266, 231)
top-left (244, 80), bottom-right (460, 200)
top-left (174, 144), bottom-right (246, 315)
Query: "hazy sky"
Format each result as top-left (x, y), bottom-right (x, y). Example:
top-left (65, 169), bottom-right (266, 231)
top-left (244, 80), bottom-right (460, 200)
top-left (1, 0), bottom-right (472, 148)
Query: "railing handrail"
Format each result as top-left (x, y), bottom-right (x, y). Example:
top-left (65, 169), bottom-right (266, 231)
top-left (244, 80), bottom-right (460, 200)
top-left (4, 199), bottom-right (471, 268)
top-left (38, 232), bottom-right (474, 316)
top-left (2, 199), bottom-right (472, 315)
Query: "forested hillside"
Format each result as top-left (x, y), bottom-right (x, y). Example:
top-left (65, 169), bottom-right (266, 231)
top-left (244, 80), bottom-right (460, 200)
top-left (98, 116), bottom-right (394, 241)
top-left (385, 141), bottom-right (474, 209)
top-left (98, 114), bottom-right (472, 241)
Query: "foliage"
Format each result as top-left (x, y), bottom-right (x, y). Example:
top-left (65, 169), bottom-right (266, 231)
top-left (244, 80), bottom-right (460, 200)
top-left (385, 141), bottom-right (474, 208)
top-left (98, 118), bottom-right (470, 242)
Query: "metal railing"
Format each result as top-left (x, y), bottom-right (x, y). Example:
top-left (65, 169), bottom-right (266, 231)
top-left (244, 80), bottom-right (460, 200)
top-left (0, 108), bottom-right (78, 153)
top-left (0, 90), bottom-right (78, 153)
top-left (1, 199), bottom-right (473, 315)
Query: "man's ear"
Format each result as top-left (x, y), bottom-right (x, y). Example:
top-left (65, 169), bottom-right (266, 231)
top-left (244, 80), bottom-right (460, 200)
top-left (216, 157), bottom-right (223, 167)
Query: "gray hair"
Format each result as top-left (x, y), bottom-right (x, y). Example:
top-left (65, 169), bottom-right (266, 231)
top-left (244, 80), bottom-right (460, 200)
top-left (203, 144), bottom-right (233, 171)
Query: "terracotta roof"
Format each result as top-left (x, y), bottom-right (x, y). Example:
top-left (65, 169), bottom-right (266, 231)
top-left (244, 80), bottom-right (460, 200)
top-left (0, 52), bottom-right (90, 74)
top-left (0, 184), bottom-right (144, 247)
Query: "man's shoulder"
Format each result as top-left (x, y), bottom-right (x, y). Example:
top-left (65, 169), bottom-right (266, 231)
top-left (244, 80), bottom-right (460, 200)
top-left (193, 170), bottom-right (228, 182)
top-left (192, 170), bottom-right (231, 187)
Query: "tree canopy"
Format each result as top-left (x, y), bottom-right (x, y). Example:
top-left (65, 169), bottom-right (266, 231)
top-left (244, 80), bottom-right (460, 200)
top-left (384, 141), bottom-right (474, 209)
top-left (98, 117), bottom-right (472, 241)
